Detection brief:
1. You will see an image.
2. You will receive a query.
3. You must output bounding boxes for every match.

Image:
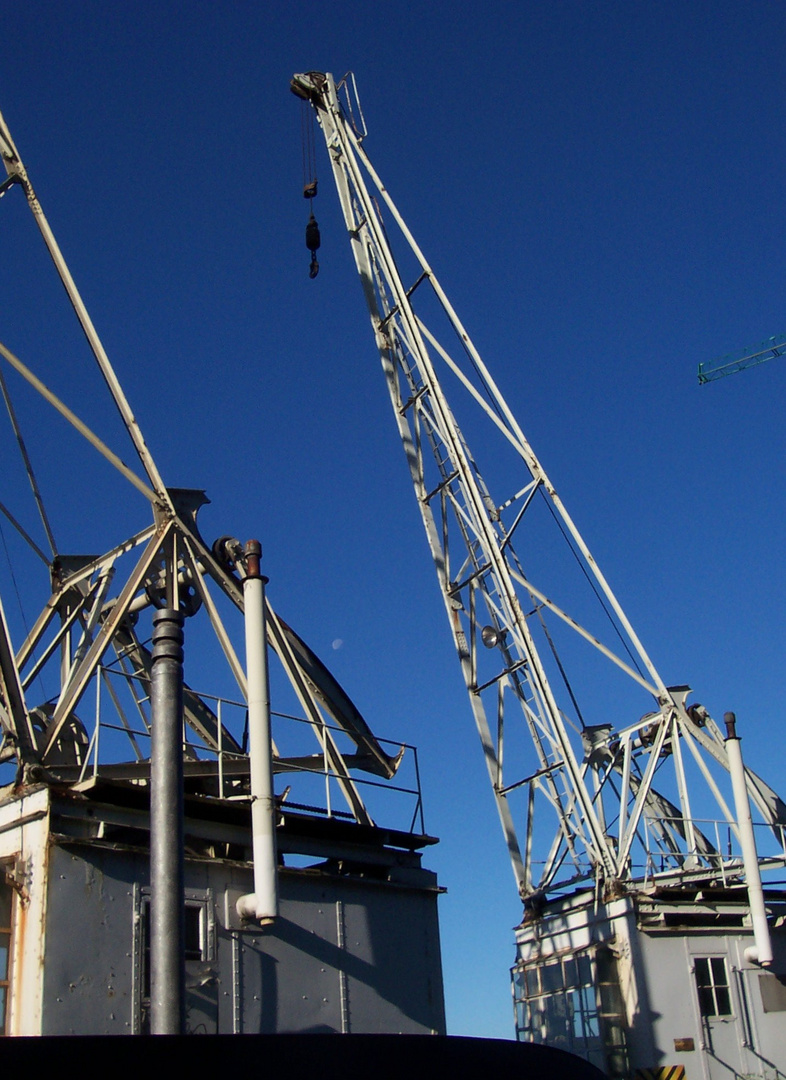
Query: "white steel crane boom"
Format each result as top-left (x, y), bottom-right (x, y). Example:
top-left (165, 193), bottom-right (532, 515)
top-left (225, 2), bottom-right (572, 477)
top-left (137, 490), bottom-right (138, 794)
top-left (0, 99), bottom-right (403, 829)
top-left (291, 71), bottom-right (786, 903)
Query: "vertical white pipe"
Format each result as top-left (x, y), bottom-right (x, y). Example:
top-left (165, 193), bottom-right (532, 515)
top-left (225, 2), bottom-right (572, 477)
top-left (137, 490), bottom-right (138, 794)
top-left (237, 541), bottom-right (278, 923)
top-left (724, 712), bottom-right (773, 967)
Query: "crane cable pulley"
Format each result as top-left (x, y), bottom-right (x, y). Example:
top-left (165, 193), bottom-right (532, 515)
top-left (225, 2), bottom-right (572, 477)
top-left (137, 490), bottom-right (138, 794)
top-left (300, 98), bottom-right (320, 278)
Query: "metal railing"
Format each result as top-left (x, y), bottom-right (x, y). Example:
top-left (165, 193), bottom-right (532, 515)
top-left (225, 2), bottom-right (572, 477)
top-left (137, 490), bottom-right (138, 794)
top-left (68, 664), bottom-right (427, 836)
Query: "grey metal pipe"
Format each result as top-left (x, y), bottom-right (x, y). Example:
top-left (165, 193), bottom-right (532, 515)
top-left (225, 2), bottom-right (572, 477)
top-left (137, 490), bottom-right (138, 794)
top-left (724, 711), bottom-right (773, 967)
top-left (150, 608), bottom-right (186, 1032)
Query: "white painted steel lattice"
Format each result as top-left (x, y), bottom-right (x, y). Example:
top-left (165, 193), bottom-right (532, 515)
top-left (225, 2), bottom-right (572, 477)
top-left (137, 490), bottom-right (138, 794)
top-left (293, 70), bottom-right (786, 900)
top-left (0, 102), bottom-right (421, 836)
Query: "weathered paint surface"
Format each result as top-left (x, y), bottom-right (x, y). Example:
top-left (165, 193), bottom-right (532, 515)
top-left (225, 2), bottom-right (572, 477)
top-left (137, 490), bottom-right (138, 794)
top-left (0, 786), bottom-right (445, 1036)
top-left (514, 888), bottom-right (786, 1079)
top-left (40, 844), bottom-right (443, 1035)
top-left (0, 786), bottom-right (50, 1036)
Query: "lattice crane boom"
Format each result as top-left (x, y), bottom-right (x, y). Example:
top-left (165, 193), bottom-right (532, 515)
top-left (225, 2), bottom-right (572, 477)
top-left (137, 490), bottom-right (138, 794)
top-left (293, 70), bottom-right (786, 901)
top-left (0, 100), bottom-right (407, 830)
top-left (698, 333), bottom-right (786, 383)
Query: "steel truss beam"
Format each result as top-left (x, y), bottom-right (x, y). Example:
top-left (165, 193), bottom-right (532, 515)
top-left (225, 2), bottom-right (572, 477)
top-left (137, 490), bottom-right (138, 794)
top-left (0, 101), bottom-right (408, 828)
top-left (294, 70), bottom-right (786, 895)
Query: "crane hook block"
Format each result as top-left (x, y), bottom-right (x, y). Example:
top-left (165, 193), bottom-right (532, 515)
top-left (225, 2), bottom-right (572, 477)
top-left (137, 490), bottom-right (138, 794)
top-left (305, 213), bottom-right (321, 253)
top-left (305, 213), bottom-right (321, 279)
top-left (303, 180), bottom-right (318, 199)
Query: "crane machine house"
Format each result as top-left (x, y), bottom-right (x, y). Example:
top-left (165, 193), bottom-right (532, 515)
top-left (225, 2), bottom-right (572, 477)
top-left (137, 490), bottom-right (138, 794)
top-left (291, 70), bottom-right (786, 1079)
top-left (0, 106), bottom-right (445, 1036)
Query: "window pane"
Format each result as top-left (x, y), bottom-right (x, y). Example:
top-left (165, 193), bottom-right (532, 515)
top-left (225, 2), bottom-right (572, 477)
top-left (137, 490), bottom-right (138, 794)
top-left (184, 905), bottom-right (202, 960)
top-left (570, 990), bottom-right (583, 1037)
top-left (0, 882), bottom-right (11, 928)
top-left (695, 957), bottom-right (710, 985)
top-left (529, 999), bottom-right (545, 1038)
top-left (710, 957), bottom-right (727, 985)
top-left (584, 1009), bottom-right (600, 1039)
top-left (715, 986), bottom-right (732, 1016)
top-left (695, 956), bottom-right (731, 1017)
top-left (516, 1000), bottom-right (530, 1032)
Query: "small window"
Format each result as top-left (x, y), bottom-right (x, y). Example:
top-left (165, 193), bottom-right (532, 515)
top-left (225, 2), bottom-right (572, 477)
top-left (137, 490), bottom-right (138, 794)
top-left (141, 902), bottom-right (206, 997)
top-left (134, 888), bottom-right (214, 1034)
top-left (694, 956), bottom-right (732, 1017)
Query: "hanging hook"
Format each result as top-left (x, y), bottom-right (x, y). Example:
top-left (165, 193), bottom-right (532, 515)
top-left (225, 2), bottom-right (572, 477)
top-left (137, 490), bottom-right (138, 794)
top-left (306, 211), bottom-right (320, 279)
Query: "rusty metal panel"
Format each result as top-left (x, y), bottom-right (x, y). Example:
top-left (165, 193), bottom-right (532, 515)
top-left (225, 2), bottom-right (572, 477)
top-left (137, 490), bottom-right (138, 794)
top-left (0, 786), bottom-right (51, 1036)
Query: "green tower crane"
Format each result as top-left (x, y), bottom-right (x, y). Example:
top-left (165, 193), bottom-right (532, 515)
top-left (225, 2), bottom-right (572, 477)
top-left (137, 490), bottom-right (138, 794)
top-left (698, 333), bottom-right (786, 383)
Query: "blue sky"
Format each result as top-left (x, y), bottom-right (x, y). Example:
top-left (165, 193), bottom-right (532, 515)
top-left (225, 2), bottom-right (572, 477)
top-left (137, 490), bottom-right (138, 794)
top-left (3, 2), bottom-right (786, 1039)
